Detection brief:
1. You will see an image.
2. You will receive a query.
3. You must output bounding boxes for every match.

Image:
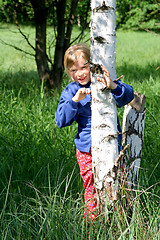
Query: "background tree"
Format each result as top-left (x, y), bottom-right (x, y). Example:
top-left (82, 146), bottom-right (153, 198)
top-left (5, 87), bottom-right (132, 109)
top-left (0, 0), bottom-right (90, 90)
top-left (0, 0), bottom-right (159, 90)
top-left (28, 0), bottom-right (88, 90)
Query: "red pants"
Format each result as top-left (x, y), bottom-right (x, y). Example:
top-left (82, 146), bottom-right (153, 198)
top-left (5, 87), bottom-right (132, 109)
top-left (76, 149), bottom-right (97, 221)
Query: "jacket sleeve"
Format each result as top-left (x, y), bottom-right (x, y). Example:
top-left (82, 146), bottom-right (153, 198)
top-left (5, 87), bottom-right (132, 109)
top-left (55, 87), bottom-right (78, 128)
top-left (111, 80), bottom-right (134, 108)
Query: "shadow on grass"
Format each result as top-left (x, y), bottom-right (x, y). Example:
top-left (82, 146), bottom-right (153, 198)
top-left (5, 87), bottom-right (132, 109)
top-left (0, 67), bottom-right (80, 202)
top-left (0, 69), bottom-right (40, 97)
top-left (117, 62), bottom-right (160, 84)
top-left (0, 61), bottom-right (160, 94)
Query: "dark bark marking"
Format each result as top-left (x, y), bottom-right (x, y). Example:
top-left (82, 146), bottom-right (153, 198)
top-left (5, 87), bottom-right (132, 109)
top-left (93, 1), bottom-right (114, 13)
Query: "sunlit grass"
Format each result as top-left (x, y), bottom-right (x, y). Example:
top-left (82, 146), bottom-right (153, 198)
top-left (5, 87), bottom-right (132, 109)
top-left (0, 24), bottom-right (159, 239)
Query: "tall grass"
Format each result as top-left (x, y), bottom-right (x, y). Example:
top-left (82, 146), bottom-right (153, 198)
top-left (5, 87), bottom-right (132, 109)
top-left (0, 24), bottom-right (159, 239)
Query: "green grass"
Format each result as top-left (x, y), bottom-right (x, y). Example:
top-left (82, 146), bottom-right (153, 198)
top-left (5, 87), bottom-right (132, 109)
top-left (0, 24), bottom-right (159, 239)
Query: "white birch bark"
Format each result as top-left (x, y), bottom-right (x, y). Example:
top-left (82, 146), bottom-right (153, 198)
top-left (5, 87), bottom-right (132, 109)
top-left (90, 0), bottom-right (118, 211)
top-left (122, 92), bottom-right (146, 189)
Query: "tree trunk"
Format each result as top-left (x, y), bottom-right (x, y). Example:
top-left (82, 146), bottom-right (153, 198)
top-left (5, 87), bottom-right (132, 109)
top-left (50, 0), bottom-right (67, 89)
top-left (30, 0), bottom-right (78, 90)
top-left (30, 0), bottom-right (68, 90)
top-left (64, 0), bottom-right (79, 51)
top-left (90, 0), bottom-right (118, 212)
top-left (30, 0), bottom-right (55, 90)
top-left (29, 0), bottom-right (90, 90)
top-left (122, 92), bottom-right (146, 189)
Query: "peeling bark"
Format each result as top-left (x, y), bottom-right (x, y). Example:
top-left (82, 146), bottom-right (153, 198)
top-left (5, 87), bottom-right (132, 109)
top-left (90, 0), bottom-right (118, 212)
top-left (122, 92), bottom-right (146, 188)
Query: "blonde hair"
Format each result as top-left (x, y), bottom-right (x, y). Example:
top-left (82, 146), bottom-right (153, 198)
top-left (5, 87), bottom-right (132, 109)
top-left (64, 43), bottom-right (90, 77)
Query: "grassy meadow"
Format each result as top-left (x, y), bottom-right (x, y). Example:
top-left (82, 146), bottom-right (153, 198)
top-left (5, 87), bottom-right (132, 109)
top-left (0, 24), bottom-right (160, 239)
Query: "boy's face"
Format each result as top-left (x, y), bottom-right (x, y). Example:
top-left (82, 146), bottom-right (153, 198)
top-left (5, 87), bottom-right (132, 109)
top-left (69, 56), bottom-right (91, 85)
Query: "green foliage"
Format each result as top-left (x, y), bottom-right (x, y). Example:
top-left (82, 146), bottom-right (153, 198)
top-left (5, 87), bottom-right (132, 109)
top-left (0, 0), bottom-right (159, 31)
top-left (0, 25), bottom-right (160, 239)
top-left (0, 0), bottom-right (34, 23)
top-left (116, 0), bottom-right (160, 31)
top-left (125, 4), bottom-right (159, 30)
top-left (75, 0), bottom-right (90, 27)
top-left (0, 0), bottom-right (90, 27)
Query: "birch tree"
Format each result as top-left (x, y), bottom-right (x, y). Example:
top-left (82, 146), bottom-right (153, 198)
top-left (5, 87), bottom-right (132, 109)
top-left (90, 0), bottom-right (146, 213)
top-left (90, 0), bottom-right (119, 212)
top-left (122, 92), bottom-right (146, 189)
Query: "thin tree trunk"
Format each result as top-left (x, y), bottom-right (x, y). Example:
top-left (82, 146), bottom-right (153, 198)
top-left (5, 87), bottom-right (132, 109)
top-left (51, 0), bottom-right (67, 89)
top-left (122, 92), bottom-right (146, 188)
top-left (35, 20), bottom-right (50, 82)
top-left (90, 0), bottom-right (118, 212)
top-left (30, 0), bottom-right (54, 90)
top-left (30, 0), bottom-right (74, 90)
top-left (64, 0), bottom-right (79, 52)
top-left (29, 0), bottom-right (90, 90)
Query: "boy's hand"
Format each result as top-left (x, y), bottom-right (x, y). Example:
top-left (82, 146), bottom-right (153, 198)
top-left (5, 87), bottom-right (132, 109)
top-left (72, 88), bottom-right (91, 102)
top-left (97, 66), bottom-right (117, 90)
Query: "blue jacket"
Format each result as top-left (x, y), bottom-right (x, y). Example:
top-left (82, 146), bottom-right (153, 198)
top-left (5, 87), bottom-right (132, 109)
top-left (55, 81), bottom-right (134, 152)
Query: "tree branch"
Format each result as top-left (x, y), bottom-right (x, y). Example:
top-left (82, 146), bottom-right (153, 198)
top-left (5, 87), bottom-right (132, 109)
top-left (15, 4), bottom-right (53, 66)
top-left (70, 0), bottom-right (90, 45)
top-left (15, 20), bottom-right (36, 51)
top-left (154, 0), bottom-right (160, 8)
top-left (144, 28), bottom-right (160, 36)
top-left (0, 39), bottom-right (35, 57)
top-left (114, 144), bottom-right (129, 167)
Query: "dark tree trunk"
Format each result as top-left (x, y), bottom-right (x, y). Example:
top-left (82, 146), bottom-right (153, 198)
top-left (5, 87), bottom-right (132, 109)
top-left (51, 0), bottom-right (80, 89)
top-left (29, 0), bottom-right (88, 90)
top-left (64, 0), bottom-right (79, 51)
top-left (50, 0), bottom-right (67, 89)
top-left (30, 0), bottom-right (52, 89)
